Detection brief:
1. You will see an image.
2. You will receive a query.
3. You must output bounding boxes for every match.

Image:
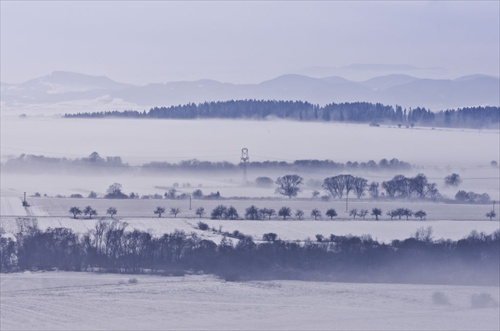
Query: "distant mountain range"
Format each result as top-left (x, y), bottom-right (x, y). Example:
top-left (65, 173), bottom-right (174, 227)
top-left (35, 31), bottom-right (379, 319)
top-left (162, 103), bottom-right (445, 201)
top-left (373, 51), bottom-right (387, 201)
top-left (1, 70), bottom-right (499, 111)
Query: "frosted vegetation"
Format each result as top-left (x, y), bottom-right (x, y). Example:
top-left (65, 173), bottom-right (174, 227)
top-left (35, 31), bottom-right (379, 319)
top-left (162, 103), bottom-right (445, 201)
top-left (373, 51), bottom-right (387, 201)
top-left (1, 217), bottom-right (499, 286)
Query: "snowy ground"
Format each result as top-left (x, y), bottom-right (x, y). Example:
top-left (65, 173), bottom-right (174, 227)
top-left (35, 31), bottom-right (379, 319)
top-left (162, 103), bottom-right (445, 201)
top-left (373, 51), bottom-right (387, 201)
top-left (1, 214), bottom-right (498, 245)
top-left (1, 196), bottom-right (499, 244)
top-left (1, 196), bottom-right (498, 221)
top-left (1, 271), bottom-right (498, 330)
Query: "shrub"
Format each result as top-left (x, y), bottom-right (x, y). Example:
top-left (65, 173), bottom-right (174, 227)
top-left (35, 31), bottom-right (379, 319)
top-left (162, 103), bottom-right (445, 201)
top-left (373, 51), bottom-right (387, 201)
top-left (262, 233), bottom-right (278, 242)
top-left (326, 208), bottom-right (337, 220)
top-left (255, 177), bottom-right (273, 187)
top-left (245, 205), bottom-right (261, 220)
top-left (104, 183), bottom-right (128, 199)
top-left (211, 205), bottom-right (228, 219)
top-left (432, 292), bottom-right (451, 306)
top-left (444, 173), bottom-right (462, 186)
top-left (470, 293), bottom-right (498, 309)
top-left (226, 206), bottom-right (240, 220)
top-left (195, 207), bottom-right (205, 218)
top-left (486, 210), bottom-right (496, 220)
top-left (455, 190), bottom-right (490, 203)
top-left (169, 207), bottom-right (181, 217)
top-left (371, 208), bottom-right (382, 220)
top-left (414, 226), bottom-right (434, 243)
top-left (414, 210), bottom-right (427, 220)
top-left (192, 189), bottom-right (203, 199)
top-left (154, 207), bottom-right (166, 217)
top-left (278, 207), bottom-right (292, 220)
top-left (311, 209), bottom-right (321, 220)
top-left (206, 191), bottom-right (222, 199)
top-left (198, 221), bottom-right (209, 231)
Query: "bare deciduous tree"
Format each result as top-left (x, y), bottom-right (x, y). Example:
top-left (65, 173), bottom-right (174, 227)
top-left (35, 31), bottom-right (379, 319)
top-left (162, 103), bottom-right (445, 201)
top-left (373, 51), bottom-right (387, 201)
top-left (154, 207), bottom-right (166, 218)
top-left (170, 207), bottom-right (181, 218)
top-left (444, 173), bottom-right (462, 186)
top-left (275, 175), bottom-right (303, 198)
top-left (106, 207), bottom-right (117, 219)
top-left (325, 208), bottom-right (337, 220)
top-left (278, 206), bottom-right (292, 220)
top-left (83, 206), bottom-right (97, 219)
top-left (195, 207), bottom-right (205, 218)
top-left (371, 208), bottom-right (382, 220)
top-left (369, 182), bottom-right (379, 199)
top-left (486, 210), bottom-right (496, 220)
top-left (357, 209), bottom-right (369, 219)
top-left (69, 207), bottom-right (82, 219)
top-left (414, 210), bottom-right (427, 220)
top-left (353, 177), bottom-right (368, 199)
top-left (311, 208), bottom-right (322, 220)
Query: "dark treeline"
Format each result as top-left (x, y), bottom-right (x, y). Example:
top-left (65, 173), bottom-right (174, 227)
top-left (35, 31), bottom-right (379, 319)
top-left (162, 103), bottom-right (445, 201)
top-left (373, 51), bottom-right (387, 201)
top-left (2, 152), bottom-right (128, 174)
top-left (3, 152), bottom-right (411, 174)
top-left (1, 218), bottom-right (498, 285)
top-left (64, 100), bottom-right (500, 129)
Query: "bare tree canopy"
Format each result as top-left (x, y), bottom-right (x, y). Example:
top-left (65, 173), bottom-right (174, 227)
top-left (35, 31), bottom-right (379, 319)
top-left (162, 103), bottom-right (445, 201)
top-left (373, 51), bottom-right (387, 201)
top-left (275, 175), bottom-right (303, 198)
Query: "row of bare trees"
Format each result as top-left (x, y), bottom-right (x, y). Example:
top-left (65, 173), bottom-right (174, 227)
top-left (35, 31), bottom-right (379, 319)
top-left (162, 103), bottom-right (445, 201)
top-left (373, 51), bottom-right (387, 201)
top-left (3, 218), bottom-right (499, 285)
top-left (275, 173), bottom-right (440, 200)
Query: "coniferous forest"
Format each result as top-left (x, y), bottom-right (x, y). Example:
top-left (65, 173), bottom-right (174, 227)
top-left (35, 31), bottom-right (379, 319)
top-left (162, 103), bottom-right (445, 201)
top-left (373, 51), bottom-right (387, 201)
top-left (64, 100), bottom-right (500, 129)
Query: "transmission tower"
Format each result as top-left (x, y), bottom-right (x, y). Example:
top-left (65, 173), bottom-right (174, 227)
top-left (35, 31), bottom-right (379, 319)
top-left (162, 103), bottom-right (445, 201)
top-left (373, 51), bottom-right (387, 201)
top-left (241, 148), bottom-right (249, 182)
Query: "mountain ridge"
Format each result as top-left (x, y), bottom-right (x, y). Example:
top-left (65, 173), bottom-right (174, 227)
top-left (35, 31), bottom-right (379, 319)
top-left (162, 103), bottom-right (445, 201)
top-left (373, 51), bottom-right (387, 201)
top-left (1, 70), bottom-right (499, 111)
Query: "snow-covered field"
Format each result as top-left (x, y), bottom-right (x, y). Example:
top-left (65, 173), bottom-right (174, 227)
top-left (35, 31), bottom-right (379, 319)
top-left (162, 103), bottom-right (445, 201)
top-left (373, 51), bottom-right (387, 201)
top-left (1, 271), bottom-right (498, 330)
top-left (1, 213), bottom-right (498, 246)
top-left (1, 196), bottom-right (499, 244)
top-left (1, 216), bottom-right (498, 244)
top-left (1, 196), bottom-right (497, 221)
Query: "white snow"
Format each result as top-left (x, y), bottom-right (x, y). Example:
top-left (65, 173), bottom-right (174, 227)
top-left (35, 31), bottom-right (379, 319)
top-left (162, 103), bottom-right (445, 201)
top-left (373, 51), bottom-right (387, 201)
top-left (0, 197), bottom-right (27, 216)
top-left (0, 272), bottom-right (498, 330)
top-left (1, 215), bottom-right (498, 244)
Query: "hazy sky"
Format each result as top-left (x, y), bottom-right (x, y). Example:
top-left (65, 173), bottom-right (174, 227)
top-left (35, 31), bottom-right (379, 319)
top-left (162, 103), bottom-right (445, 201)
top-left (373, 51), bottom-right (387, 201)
top-left (1, 1), bottom-right (499, 85)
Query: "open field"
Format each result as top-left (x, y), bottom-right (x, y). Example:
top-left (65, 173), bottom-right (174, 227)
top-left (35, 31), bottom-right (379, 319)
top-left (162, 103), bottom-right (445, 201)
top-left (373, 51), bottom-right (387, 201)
top-left (1, 216), bottom-right (498, 244)
top-left (1, 197), bottom-right (498, 244)
top-left (1, 196), bottom-right (497, 221)
top-left (1, 271), bottom-right (499, 330)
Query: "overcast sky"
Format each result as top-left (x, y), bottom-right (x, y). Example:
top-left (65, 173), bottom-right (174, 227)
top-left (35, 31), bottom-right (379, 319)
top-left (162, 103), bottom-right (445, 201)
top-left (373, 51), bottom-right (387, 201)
top-left (1, 1), bottom-right (499, 85)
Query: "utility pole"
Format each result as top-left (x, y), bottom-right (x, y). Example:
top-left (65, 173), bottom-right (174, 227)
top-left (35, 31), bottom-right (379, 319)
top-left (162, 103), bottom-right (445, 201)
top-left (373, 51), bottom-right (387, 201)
top-left (241, 148), bottom-right (249, 183)
top-left (22, 192), bottom-right (29, 207)
top-left (345, 193), bottom-right (349, 213)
